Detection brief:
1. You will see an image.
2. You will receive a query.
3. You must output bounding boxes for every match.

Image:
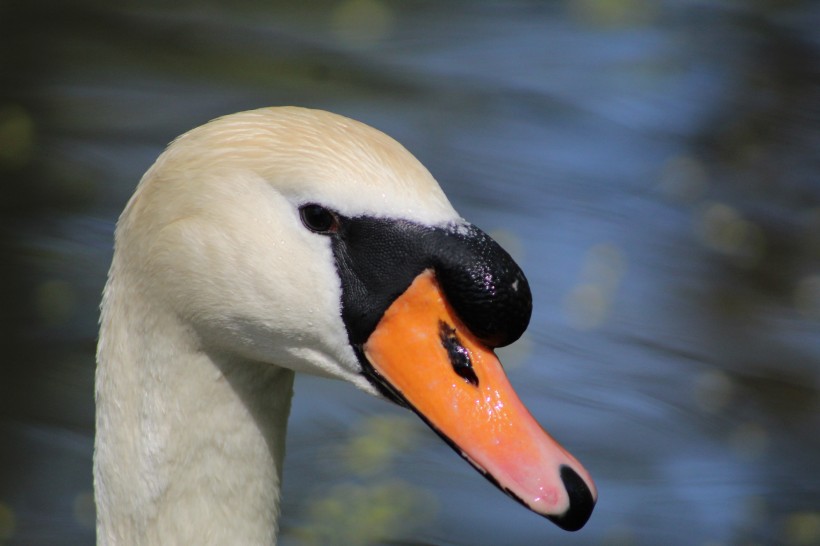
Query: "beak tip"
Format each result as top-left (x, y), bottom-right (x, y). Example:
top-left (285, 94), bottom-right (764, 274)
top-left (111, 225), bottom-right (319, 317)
top-left (546, 465), bottom-right (597, 532)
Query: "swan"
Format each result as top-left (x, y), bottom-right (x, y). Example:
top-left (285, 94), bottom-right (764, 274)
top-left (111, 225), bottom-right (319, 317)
top-left (94, 106), bottom-right (597, 544)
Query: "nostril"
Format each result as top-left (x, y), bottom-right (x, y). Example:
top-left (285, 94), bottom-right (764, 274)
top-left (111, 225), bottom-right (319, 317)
top-left (438, 320), bottom-right (479, 386)
top-left (547, 465), bottom-right (596, 532)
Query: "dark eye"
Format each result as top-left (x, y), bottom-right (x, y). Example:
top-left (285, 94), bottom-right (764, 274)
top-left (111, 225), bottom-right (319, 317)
top-left (299, 204), bottom-right (339, 234)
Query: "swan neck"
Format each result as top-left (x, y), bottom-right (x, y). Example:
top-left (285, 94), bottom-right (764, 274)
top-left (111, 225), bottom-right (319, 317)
top-left (94, 281), bottom-right (294, 544)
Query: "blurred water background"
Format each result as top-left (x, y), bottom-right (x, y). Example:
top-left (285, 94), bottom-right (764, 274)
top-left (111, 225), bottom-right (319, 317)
top-left (2, 1), bottom-right (820, 545)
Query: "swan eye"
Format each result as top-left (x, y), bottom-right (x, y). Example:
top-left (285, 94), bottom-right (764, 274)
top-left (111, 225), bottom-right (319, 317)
top-left (299, 204), bottom-right (339, 234)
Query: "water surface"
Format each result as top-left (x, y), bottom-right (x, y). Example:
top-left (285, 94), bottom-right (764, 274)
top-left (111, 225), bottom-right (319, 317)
top-left (2, 1), bottom-right (819, 545)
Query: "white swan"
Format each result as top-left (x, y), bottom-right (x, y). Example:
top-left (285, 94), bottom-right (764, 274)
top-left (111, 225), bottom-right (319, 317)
top-left (94, 107), bottom-right (597, 544)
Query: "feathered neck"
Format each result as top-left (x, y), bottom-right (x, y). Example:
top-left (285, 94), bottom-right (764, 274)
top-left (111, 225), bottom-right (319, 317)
top-left (94, 263), bottom-right (294, 544)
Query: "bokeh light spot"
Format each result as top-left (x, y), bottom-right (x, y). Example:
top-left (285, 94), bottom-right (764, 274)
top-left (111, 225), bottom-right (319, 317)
top-left (331, 0), bottom-right (394, 49)
top-left (794, 275), bottom-right (820, 319)
top-left (339, 415), bottom-right (420, 477)
top-left (0, 502), bottom-right (15, 540)
top-left (729, 422), bottom-right (769, 460)
top-left (658, 155), bottom-right (708, 204)
top-left (0, 104), bottom-right (35, 170)
top-left (785, 511), bottom-right (820, 546)
top-left (564, 244), bottom-right (627, 330)
top-left (35, 279), bottom-right (77, 326)
top-left (568, 0), bottom-right (659, 27)
top-left (296, 481), bottom-right (436, 546)
top-left (565, 283), bottom-right (609, 330)
top-left (695, 202), bottom-right (766, 266)
top-left (73, 491), bottom-right (96, 530)
top-left (694, 369), bottom-right (735, 414)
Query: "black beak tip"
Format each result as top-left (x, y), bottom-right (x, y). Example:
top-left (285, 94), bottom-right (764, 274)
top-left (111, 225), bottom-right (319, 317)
top-left (546, 465), bottom-right (596, 532)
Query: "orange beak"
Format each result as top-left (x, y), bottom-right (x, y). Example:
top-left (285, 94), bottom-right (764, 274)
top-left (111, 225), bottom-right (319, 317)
top-left (363, 269), bottom-right (597, 531)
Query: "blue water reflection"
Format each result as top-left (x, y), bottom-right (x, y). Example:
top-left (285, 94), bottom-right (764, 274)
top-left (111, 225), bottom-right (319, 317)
top-left (3, 1), bottom-right (819, 545)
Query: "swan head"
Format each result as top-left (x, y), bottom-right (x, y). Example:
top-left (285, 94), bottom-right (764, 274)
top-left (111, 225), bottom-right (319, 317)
top-left (113, 107), bottom-right (596, 531)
